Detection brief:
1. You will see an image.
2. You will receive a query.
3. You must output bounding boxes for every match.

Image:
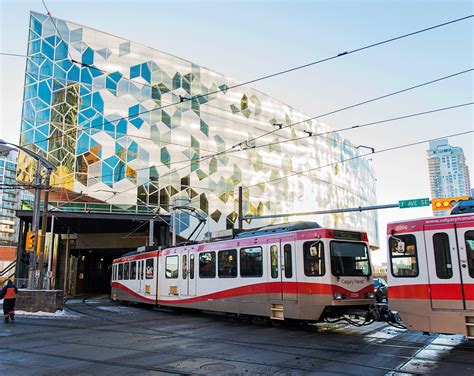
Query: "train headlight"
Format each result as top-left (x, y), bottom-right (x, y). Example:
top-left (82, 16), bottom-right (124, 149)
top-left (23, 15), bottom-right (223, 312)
top-left (334, 293), bottom-right (343, 300)
top-left (366, 292), bottom-right (375, 299)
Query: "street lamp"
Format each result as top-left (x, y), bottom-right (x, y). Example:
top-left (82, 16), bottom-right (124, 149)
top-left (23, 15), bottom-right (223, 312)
top-left (0, 139), bottom-right (56, 289)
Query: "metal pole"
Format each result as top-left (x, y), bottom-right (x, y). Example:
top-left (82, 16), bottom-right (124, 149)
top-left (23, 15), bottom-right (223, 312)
top-left (172, 205), bottom-right (177, 246)
top-left (47, 215), bottom-right (55, 290)
top-left (241, 203), bottom-right (401, 221)
top-left (148, 219), bottom-right (154, 246)
top-left (63, 227), bottom-right (70, 295)
top-left (37, 170), bottom-right (51, 289)
top-left (28, 160), bottom-right (43, 289)
top-left (238, 186), bottom-right (243, 230)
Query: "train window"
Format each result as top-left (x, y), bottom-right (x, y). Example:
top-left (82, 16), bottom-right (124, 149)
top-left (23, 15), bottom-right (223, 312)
top-left (270, 245), bottom-right (278, 279)
top-left (330, 241), bottom-right (370, 277)
top-left (218, 249), bottom-right (237, 278)
top-left (190, 254), bottom-right (195, 279)
top-left (389, 234), bottom-right (419, 277)
top-left (182, 255), bottom-right (187, 279)
top-left (166, 256), bottom-right (179, 279)
top-left (118, 263), bottom-right (123, 280)
top-left (303, 241), bottom-right (325, 276)
top-left (124, 262), bottom-right (130, 280)
top-left (465, 231), bottom-right (474, 278)
top-left (145, 258), bottom-right (154, 279)
top-left (433, 233), bottom-right (453, 279)
top-left (130, 261), bottom-right (137, 280)
top-left (284, 244), bottom-right (293, 278)
top-left (139, 261), bottom-right (142, 280)
top-left (240, 247), bottom-right (263, 278)
top-left (199, 252), bottom-right (216, 278)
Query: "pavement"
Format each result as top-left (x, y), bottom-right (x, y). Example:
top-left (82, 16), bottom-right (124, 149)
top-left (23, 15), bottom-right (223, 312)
top-left (0, 296), bottom-right (473, 375)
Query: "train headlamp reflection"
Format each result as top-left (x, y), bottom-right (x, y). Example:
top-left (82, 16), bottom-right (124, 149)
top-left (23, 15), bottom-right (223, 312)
top-left (334, 293), bottom-right (344, 300)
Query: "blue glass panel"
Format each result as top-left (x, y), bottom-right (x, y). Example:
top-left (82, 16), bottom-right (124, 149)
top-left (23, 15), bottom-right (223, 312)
top-left (23, 129), bottom-right (34, 144)
top-left (78, 114), bottom-right (89, 127)
top-left (91, 115), bottom-right (104, 130)
top-left (38, 80), bottom-right (51, 103)
top-left (114, 162), bottom-right (125, 182)
top-left (116, 119), bottom-right (127, 135)
top-left (127, 141), bottom-right (138, 162)
top-left (104, 119), bottom-right (115, 134)
top-left (68, 64), bottom-right (80, 82)
top-left (130, 117), bottom-right (144, 129)
top-left (28, 39), bottom-right (41, 55)
top-left (106, 77), bottom-right (117, 91)
top-left (176, 212), bottom-right (190, 233)
top-left (45, 35), bottom-right (58, 47)
top-left (104, 155), bottom-right (119, 168)
top-left (55, 41), bottom-right (68, 60)
top-left (70, 28), bottom-right (83, 43)
top-left (82, 107), bottom-right (96, 119)
top-left (90, 66), bottom-right (102, 78)
top-left (36, 124), bottom-right (50, 137)
top-left (36, 108), bottom-right (50, 122)
top-left (21, 120), bottom-right (33, 132)
top-left (141, 63), bottom-right (151, 83)
top-left (23, 100), bottom-right (36, 119)
top-left (82, 47), bottom-right (94, 66)
top-left (24, 83), bottom-right (38, 100)
top-left (80, 67), bottom-right (92, 84)
top-left (58, 59), bottom-right (72, 72)
top-left (102, 162), bottom-right (113, 187)
top-left (130, 64), bottom-right (140, 79)
top-left (109, 71), bottom-right (122, 83)
top-left (81, 94), bottom-right (91, 109)
top-left (77, 133), bottom-right (90, 155)
top-left (41, 40), bottom-right (54, 59)
top-left (128, 104), bottom-right (139, 117)
top-left (26, 59), bottom-right (39, 75)
top-left (92, 92), bottom-right (104, 112)
top-left (53, 64), bottom-right (66, 80)
top-left (31, 16), bottom-right (42, 35)
top-left (40, 59), bottom-right (53, 78)
top-left (139, 147), bottom-right (149, 163)
top-left (34, 130), bottom-right (48, 152)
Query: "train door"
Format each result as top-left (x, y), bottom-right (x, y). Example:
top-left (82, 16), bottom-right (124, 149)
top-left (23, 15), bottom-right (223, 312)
top-left (180, 251), bottom-right (196, 297)
top-left (424, 224), bottom-right (464, 309)
top-left (456, 225), bottom-right (474, 310)
top-left (267, 237), bottom-right (297, 302)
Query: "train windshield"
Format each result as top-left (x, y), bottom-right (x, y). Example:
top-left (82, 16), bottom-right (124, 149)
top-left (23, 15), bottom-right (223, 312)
top-left (330, 241), bottom-right (370, 277)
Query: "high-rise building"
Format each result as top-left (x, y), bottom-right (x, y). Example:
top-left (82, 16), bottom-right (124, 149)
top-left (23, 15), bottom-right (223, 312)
top-left (17, 12), bottom-right (379, 245)
top-left (0, 146), bottom-right (20, 245)
top-left (427, 138), bottom-right (471, 215)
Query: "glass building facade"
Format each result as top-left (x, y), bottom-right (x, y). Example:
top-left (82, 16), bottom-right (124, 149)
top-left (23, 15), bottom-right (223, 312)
top-left (0, 147), bottom-right (20, 245)
top-left (427, 138), bottom-right (471, 216)
top-left (17, 12), bottom-right (379, 245)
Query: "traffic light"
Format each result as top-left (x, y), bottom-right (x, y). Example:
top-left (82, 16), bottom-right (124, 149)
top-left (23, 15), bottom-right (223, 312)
top-left (25, 231), bottom-right (36, 252)
top-left (431, 196), bottom-right (470, 211)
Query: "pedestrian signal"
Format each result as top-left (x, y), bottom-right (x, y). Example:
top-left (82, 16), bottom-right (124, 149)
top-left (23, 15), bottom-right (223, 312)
top-left (431, 196), bottom-right (470, 211)
top-left (25, 231), bottom-right (36, 252)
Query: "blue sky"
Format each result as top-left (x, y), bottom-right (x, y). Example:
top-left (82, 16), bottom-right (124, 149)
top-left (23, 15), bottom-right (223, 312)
top-left (1, 1), bottom-right (473, 264)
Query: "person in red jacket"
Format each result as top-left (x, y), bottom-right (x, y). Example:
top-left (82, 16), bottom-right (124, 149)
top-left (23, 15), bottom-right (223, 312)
top-left (1, 279), bottom-right (18, 323)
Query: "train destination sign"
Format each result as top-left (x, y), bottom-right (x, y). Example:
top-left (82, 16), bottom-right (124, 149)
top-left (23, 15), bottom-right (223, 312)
top-left (399, 198), bottom-right (430, 209)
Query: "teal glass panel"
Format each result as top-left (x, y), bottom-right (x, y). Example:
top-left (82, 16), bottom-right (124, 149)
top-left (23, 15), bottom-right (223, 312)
top-left (82, 47), bottom-right (94, 66)
top-left (68, 64), bottom-right (80, 82)
top-left (28, 39), bottom-right (41, 55)
top-left (41, 40), bottom-right (54, 59)
top-left (77, 133), bottom-right (90, 154)
top-left (31, 16), bottom-right (42, 35)
top-left (116, 119), bottom-right (127, 135)
top-left (130, 65), bottom-right (140, 79)
top-left (141, 63), bottom-right (151, 83)
top-left (40, 59), bottom-right (53, 77)
top-left (92, 92), bottom-right (104, 112)
top-left (128, 104), bottom-right (139, 117)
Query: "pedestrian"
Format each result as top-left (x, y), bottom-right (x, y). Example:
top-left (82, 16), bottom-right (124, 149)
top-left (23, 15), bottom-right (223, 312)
top-left (1, 278), bottom-right (18, 323)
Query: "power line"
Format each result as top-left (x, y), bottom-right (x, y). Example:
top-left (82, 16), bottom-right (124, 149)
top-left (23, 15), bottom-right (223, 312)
top-left (0, 52), bottom-right (46, 60)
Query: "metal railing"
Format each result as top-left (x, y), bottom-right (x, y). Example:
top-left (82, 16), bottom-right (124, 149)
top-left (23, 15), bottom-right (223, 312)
top-left (21, 200), bottom-right (159, 215)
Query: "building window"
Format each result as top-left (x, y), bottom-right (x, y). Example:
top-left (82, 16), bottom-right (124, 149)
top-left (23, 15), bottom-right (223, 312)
top-left (303, 241), bottom-right (324, 276)
top-left (199, 251), bottom-right (216, 278)
top-left (389, 234), bottom-right (419, 277)
top-left (240, 247), bottom-right (263, 277)
top-left (165, 256), bottom-right (179, 279)
top-left (218, 249), bottom-right (237, 278)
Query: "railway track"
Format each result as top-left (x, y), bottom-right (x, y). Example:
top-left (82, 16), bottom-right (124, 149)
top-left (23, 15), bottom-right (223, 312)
top-left (3, 297), bottom-right (471, 375)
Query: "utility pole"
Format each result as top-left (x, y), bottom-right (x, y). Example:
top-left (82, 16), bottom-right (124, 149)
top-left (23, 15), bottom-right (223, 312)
top-left (37, 169), bottom-right (52, 289)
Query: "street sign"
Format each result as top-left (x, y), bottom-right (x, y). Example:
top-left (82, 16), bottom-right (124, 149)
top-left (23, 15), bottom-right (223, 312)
top-left (399, 198), bottom-right (430, 209)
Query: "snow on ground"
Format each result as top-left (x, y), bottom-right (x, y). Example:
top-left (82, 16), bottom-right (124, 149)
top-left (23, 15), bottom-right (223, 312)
top-left (14, 309), bottom-right (81, 319)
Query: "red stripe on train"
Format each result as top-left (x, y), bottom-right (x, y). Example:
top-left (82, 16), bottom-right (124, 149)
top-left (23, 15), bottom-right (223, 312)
top-left (112, 281), bottom-right (373, 305)
top-left (389, 284), bottom-right (474, 300)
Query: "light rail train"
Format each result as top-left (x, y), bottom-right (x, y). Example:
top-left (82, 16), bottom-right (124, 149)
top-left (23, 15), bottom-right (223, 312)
top-left (111, 222), bottom-right (376, 322)
top-left (387, 213), bottom-right (474, 338)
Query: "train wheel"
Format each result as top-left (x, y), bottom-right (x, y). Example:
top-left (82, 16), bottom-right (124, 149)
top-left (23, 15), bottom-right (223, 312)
top-left (238, 315), bottom-right (250, 324)
top-left (270, 319), bottom-right (284, 327)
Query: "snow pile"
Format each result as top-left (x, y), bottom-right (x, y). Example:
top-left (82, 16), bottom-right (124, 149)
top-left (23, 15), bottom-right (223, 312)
top-left (14, 309), bottom-right (80, 319)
